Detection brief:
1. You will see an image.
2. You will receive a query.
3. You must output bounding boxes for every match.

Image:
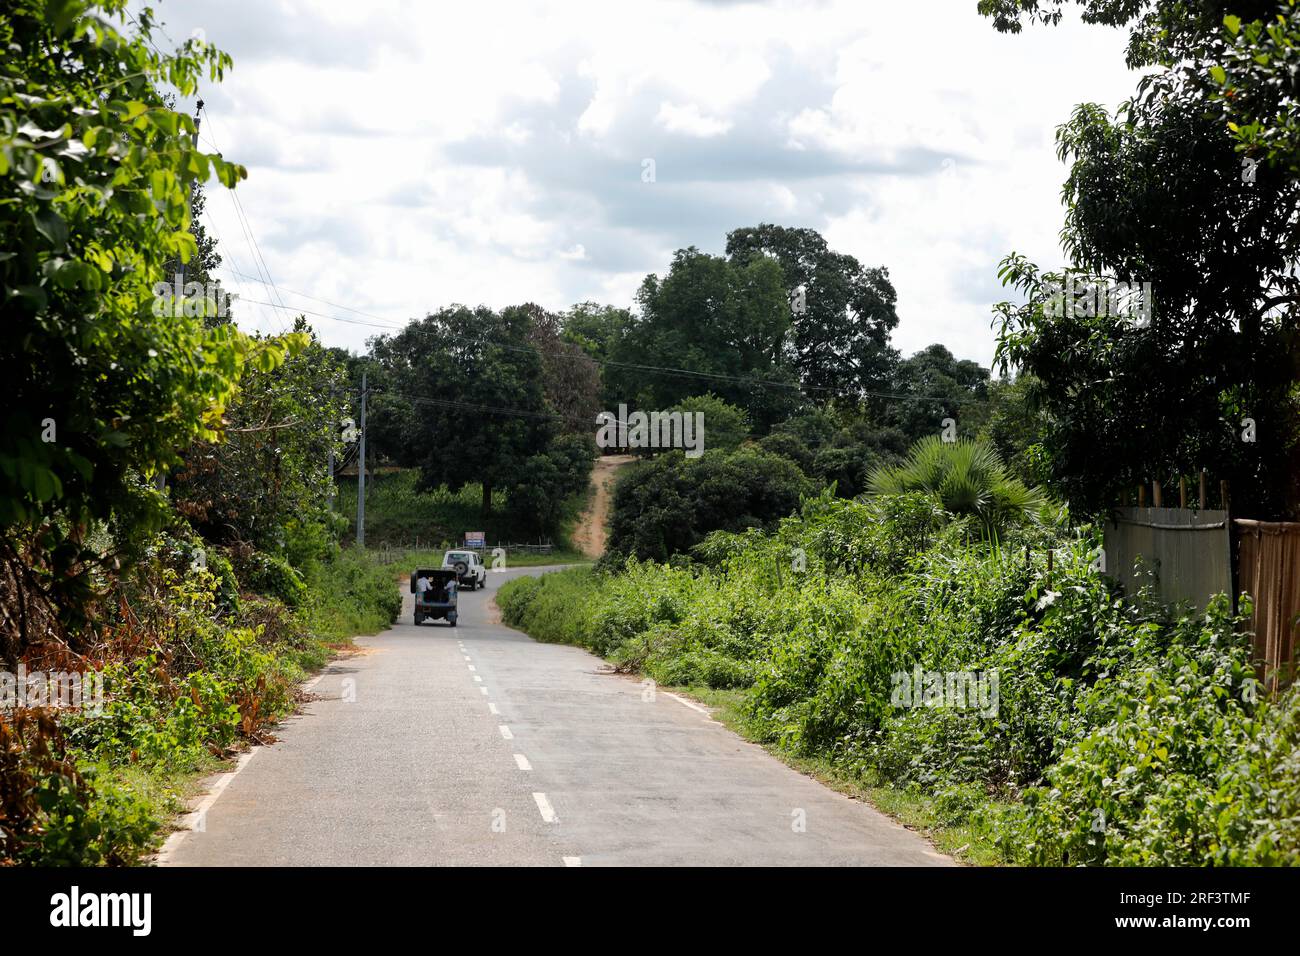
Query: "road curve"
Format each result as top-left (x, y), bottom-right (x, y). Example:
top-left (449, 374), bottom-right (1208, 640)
top-left (161, 565), bottom-right (951, 867)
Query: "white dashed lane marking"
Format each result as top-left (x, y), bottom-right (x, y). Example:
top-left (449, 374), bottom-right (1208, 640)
top-left (514, 753), bottom-right (532, 771)
top-left (532, 792), bottom-right (557, 823)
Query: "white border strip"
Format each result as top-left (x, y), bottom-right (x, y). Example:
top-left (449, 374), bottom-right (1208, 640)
top-left (664, 692), bottom-right (710, 715)
top-left (155, 748), bottom-right (260, 864)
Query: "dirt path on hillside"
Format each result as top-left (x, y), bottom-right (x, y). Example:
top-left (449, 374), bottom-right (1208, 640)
top-left (571, 454), bottom-right (634, 559)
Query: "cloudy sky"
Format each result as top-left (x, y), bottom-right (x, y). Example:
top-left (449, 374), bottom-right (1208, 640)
top-left (144, 0), bottom-right (1139, 366)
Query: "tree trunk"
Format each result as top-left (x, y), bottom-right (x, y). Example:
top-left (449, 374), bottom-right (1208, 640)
top-left (481, 479), bottom-right (493, 518)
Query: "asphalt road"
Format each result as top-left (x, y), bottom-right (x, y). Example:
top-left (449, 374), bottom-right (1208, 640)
top-left (161, 565), bottom-right (951, 867)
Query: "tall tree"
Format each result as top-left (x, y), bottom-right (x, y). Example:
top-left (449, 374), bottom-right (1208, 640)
top-left (519, 303), bottom-right (602, 431)
top-left (726, 224), bottom-right (900, 401)
top-left (609, 247), bottom-right (798, 430)
top-left (887, 344), bottom-right (991, 444)
top-left (0, 0), bottom-right (287, 651)
top-left (983, 0), bottom-right (1300, 517)
top-left (370, 306), bottom-right (553, 516)
top-left (172, 319), bottom-right (342, 552)
top-left (1208, 3), bottom-right (1300, 173)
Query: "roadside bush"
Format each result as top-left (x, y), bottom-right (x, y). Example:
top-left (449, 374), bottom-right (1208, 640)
top-left (236, 551), bottom-right (307, 608)
top-left (4, 532), bottom-right (407, 866)
top-left (606, 447), bottom-right (812, 563)
top-left (498, 568), bottom-right (599, 647)
top-left (8, 752), bottom-right (158, 866)
top-left (206, 551), bottom-right (242, 616)
top-left (505, 434), bottom-right (595, 535)
top-left (300, 548), bottom-right (402, 642)
top-left (998, 595), bottom-right (1292, 866)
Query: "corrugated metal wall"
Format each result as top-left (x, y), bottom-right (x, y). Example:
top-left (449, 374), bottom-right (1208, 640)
top-left (1235, 519), bottom-right (1300, 688)
top-left (1103, 507), bottom-right (1232, 612)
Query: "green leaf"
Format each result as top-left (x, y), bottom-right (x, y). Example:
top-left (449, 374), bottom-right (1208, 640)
top-left (32, 208), bottom-right (68, 247)
top-left (169, 230), bottom-right (198, 263)
top-left (32, 466), bottom-right (62, 502)
top-left (47, 0), bottom-right (80, 35)
top-left (1209, 65), bottom-right (1227, 85)
top-left (148, 110), bottom-right (180, 136)
top-left (252, 348), bottom-right (280, 373)
top-left (1224, 14), bottom-right (1241, 35)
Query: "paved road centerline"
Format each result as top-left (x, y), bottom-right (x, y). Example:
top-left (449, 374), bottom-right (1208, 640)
top-left (162, 565), bottom-right (950, 867)
top-left (532, 792), bottom-right (557, 823)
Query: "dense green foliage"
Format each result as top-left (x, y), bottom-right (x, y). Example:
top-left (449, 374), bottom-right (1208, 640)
top-left (605, 446), bottom-right (813, 563)
top-left (670, 394), bottom-right (750, 452)
top-left (606, 247), bottom-right (795, 430)
top-left (0, 4), bottom-right (400, 866)
top-left (984, 0), bottom-right (1300, 519)
top-left (368, 305), bottom-right (550, 515)
top-left (173, 320), bottom-right (346, 553)
top-left (2, 536), bottom-right (399, 865)
top-left (335, 469), bottom-right (583, 547)
top-left (868, 437), bottom-right (1047, 538)
top-left (502, 496), bottom-right (1299, 865)
top-left (1211, 1), bottom-right (1300, 172)
top-left (884, 345), bottom-right (990, 442)
top-left (725, 224), bottom-right (900, 401)
top-left (0, 1), bottom-right (309, 642)
top-left (364, 304), bottom-right (595, 523)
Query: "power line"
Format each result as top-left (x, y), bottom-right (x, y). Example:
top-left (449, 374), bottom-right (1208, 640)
top-left (202, 210), bottom-right (284, 334)
top-left (222, 269), bottom-right (399, 325)
top-left (199, 104), bottom-right (289, 332)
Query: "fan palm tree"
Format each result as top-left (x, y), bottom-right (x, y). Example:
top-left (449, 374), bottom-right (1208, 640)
top-left (867, 436), bottom-right (1046, 538)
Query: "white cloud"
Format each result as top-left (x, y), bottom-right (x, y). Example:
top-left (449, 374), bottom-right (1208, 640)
top-left (155, 0), bottom-right (1141, 363)
top-left (655, 101), bottom-right (733, 138)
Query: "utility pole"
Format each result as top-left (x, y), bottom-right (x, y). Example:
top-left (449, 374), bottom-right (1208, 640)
top-left (327, 446), bottom-right (335, 511)
top-left (176, 99), bottom-right (202, 295)
top-left (326, 386), bottom-right (336, 512)
top-left (356, 372), bottom-right (367, 548)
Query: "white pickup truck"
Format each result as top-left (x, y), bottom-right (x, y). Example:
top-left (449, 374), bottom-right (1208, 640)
top-left (442, 550), bottom-right (487, 590)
